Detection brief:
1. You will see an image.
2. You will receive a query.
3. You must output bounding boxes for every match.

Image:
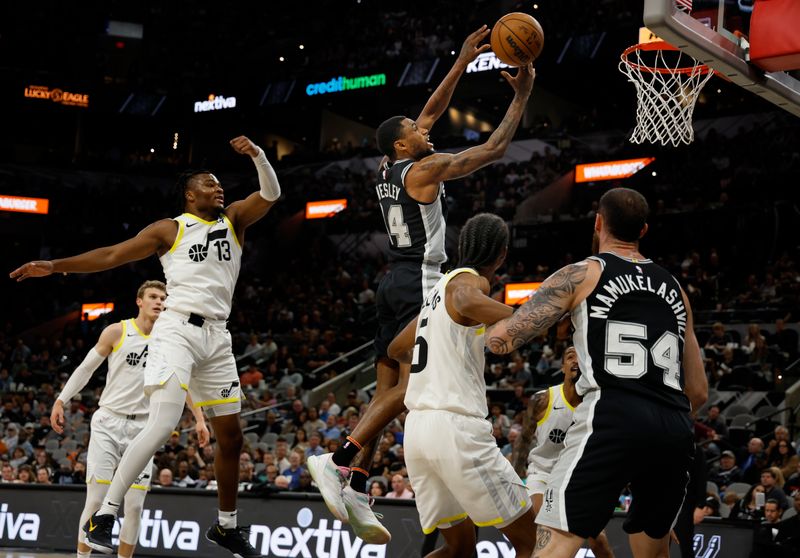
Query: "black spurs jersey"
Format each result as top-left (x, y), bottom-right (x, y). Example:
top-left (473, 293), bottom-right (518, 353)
top-left (375, 159), bottom-right (448, 267)
top-left (572, 252), bottom-right (690, 411)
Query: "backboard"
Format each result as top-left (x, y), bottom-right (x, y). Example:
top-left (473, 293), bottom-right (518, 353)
top-left (643, 0), bottom-right (800, 117)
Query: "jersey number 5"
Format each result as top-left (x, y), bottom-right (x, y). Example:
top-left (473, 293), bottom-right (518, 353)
top-left (387, 205), bottom-right (412, 248)
top-left (604, 320), bottom-right (681, 390)
top-left (410, 317), bottom-right (429, 374)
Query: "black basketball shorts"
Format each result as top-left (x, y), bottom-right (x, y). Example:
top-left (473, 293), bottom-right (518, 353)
top-left (373, 263), bottom-right (441, 358)
top-left (536, 388), bottom-right (694, 540)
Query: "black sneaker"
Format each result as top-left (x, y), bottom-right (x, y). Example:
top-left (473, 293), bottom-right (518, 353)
top-left (205, 523), bottom-right (263, 558)
top-left (83, 513), bottom-right (115, 554)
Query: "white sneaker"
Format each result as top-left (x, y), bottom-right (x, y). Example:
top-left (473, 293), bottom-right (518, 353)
top-left (307, 453), bottom-right (349, 522)
top-left (343, 486), bottom-right (391, 544)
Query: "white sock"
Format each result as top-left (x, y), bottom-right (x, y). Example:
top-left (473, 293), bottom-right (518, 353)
top-left (97, 501), bottom-right (120, 518)
top-left (78, 550), bottom-right (91, 558)
top-left (218, 510), bottom-right (237, 529)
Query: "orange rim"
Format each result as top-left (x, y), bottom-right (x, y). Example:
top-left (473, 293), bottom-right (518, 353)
top-left (621, 41), bottom-right (713, 75)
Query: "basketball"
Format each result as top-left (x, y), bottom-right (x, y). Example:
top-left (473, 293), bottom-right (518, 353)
top-left (490, 12), bottom-right (544, 67)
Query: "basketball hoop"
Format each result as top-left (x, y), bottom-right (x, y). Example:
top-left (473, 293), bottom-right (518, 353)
top-left (619, 40), bottom-right (714, 146)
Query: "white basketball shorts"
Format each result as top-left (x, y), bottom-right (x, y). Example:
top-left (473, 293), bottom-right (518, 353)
top-left (87, 407), bottom-right (153, 491)
top-left (144, 308), bottom-right (241, 416)
top-left (405, 409), bottom-right (531, 534)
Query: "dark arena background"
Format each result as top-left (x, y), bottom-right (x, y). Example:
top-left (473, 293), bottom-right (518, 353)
top-left (2, 1), bottom-right (800, 557)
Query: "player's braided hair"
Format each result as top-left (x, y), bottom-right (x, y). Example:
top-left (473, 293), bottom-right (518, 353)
top-left (457, 213), bottom-right (509, 270)
top-left (376, 115), bottom-right (406, 159)
top-left (174, 169), bottom-right (212, 213)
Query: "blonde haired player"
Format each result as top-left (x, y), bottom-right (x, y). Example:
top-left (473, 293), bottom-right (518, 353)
top-left (512, 346), bottom-right (614, 558)
top-left (13, 135), bottom-right (280, 558)
top-left (51, 281), bottom-right (209, 558)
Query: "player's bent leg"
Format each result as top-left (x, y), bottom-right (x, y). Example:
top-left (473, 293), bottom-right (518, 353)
top-left (498, 507), bottom-right (537, 558)
top-left (348, 358), bottom-right (408, 480)
top-left (426, 518), bottom-right (476, 558)
top-left (628, 532), bottom-right (670, 558)
top-left (85, 376), bottom-right (185, 554)
top-left (118, 486), bottom-right (148, 558)
top-left (588, 530), bottom-right (616, 558)
top-left (78, 481), bottom-right (110, 553)
top-left (532, 525), bottom-right (586, 558)
top-left (311, 357), bottom-right (404, 524)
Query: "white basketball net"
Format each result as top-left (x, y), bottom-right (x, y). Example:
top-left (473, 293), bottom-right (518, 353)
top-left (619, 45), bottom-right (714, 146)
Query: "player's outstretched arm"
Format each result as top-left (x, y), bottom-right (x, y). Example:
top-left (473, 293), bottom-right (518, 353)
top-left (405, 65), bottom-right (534, 195)
top-left (416, 25), bottom-right (491, 131)
top-left (387, 315), bottom-right (420, 364)
top-left (511, 389), bottom-right (548, 477)
top-left (486, 261), bottom-right (590, 355)
top-left (680, 289), bottom-right (708, 413)
top-left (9, 219), bottom-right (175, 281)
top-left (51, 323), bottom-right (120, 434)
top-left (225, 136), bottom-right (281, 234)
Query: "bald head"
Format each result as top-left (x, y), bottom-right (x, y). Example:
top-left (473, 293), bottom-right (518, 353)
top-left (598, 188), bottom-right (649, 242)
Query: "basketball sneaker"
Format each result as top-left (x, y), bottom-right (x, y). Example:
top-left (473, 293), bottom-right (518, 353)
top-left (307, 453), bottom-right (349, 521)
top-left (205, 522), bottom-right (263, 558)
top-left (342, 485), bottom-right (391, 544)
top-left (83, 513), bottom-right (115, 554)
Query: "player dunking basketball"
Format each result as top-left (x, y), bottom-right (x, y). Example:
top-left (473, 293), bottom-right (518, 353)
top-left (486, 188), bottom-right (708, 558)
top-left (388, 213), bottom-right (536, 558)
top-left (308, 26), bottom-right (535, 543)
top-left (51, 281), bottom-right (209, 558)
top-left (511, 346), bottom-right (614, 558)
top-left (11, 136), bottom-right (281, 558)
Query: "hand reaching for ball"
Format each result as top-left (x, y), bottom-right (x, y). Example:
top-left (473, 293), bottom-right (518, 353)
top-left (501, 64), bottom-right (535, 98)
top-left (457, 25), bottom-right (492, 65)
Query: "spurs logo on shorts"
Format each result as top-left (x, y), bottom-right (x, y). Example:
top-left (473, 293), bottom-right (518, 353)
top-left (548, 428), bottom-right (566, 444)
top-left (125, 345), bottom-right (148, 367)
top-left (220, 380), bottom-right (239, 399)
top-left (544, 488), bottom-right (555, 513)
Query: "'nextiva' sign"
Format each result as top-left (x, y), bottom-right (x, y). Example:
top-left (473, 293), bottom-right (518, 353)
top-left (194, 94), bottom-right (237, 113)
top-left (305, 74), bottom-right (386, 96)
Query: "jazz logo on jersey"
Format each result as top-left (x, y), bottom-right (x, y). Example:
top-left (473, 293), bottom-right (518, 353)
top-left (220, 380), bottom-right (240, 399)
top-left (544, 488), bottom-right (555, 513)
top-left (188, 229), bottom-right (229, 263)
top-left (548, 428), bottom-right (566, 444)
top-left (126, 345), bottom-right (148, 367)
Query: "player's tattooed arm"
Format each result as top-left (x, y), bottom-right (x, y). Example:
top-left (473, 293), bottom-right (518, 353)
top-left (405, 65), bottom-right (534, 195)
top-left (511, 389), bottom-right (548, 476)
top-left (486, 262), bottom-right (588, 354)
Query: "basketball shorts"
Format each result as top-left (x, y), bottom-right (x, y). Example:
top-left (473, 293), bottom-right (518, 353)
top-left (374, 263), bottom-right (441, 358)
top-left (526, 472), bottom-right (549, 497)
top-left (87, 407), bottom-right (153, 491)
top-left (405, 409), bottom-right (531, 534)
top-left (144, 308), bottom-right (241, 416)
top-left (536, 388), bottom-right (693, 539)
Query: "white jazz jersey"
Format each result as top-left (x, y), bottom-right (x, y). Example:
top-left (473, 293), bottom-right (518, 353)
top-left (159, 213), bottom-right (242, 320)
top-left (404, 268), bottom-right (488, 418)
top-left (100, 319), bottom-right (150, 416)
top-left (527, 384), bottom-right (575, 481)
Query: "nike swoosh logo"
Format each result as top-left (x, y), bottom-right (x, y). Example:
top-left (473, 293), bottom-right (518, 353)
top-left (186, 222), bottom-right (198, 228)
top-left (553, 406), bottom-right (564, 410)
top-left (127, 333), bottom-right (136, 337)
top-left (89, 519), bottom-right (97, 532)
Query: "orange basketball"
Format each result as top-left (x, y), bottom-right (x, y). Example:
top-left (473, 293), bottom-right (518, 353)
top-left (490, 12), bottom-right (544, 67)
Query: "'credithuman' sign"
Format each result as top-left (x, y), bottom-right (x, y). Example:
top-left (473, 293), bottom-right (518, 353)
top-left (305, 73), bottom-right (386, 96)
